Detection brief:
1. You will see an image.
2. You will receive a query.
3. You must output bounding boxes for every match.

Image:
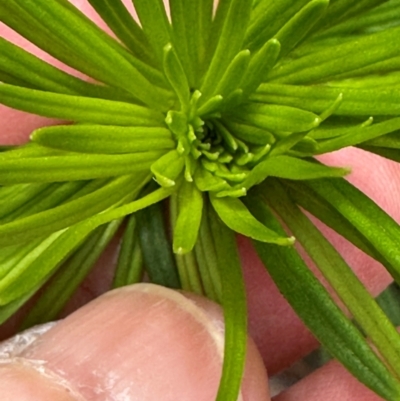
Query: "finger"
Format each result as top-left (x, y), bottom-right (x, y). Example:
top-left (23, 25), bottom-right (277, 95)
top-left (0, 284), bottom-right (270, 401)
top-left (273, 360), bottom-right (385, 401)
top-left (240, 147), bottom-right (400, 374)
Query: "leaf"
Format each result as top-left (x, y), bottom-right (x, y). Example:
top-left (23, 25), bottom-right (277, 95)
top-left (0, 175), bottom-right (139, 246)
top-left (0, 180), bottom-right (173, 305)
top-left (253, 83), bottom-right (400, 116)
top-left (213, 50), bottom-right (251, 99)
top-left (150, 150), bottom-right (185, 187)
top-left (132, 0), bottom-right (171, 64)
top-left (305, 177), bottom-right (400, 284)
top-left (265, 178), bottom-right (400, 376)
top-left (207, 204), bottom-right (248, 401)
top-left (248, 195), bottom-right (400, 401)
top-left (137, 199), bottom-right (181, 289)
top-left (113, 214), bottom-right (144, 288)
top-left (32, 125), bottom-right (174, 154)
top-left (242, 155), bottom-right (349, 190)
top-left (20, 219), bottom-right (122, 329)
top-left (245, 0), bottom-right (311, 51)
top-left (87, 0), bottom-right (154, 64)
top-left (172, 181), bottom-right (203, 254)
top-left (275, 0), bottom-right (330, 58)
top-left (0, 151), bottom-right (163, 184)
top-left (0, 84), bottom-right (166, 126)
top-left (163, 43), bottom-right (191, 110)
top-left (316, 118), bottom-right (400, 154)
top-left (231, 103), bottom-right (321, 133)
top-left (210, 194), bottom-right (294, 246)
top-left (0, 37), bottom-right (128, 100)
top-left (241, 38), bottom-right (281, 96)
top-left (7, 0), bottom-right (171, 108)
top-left (200, 0), bottom-right (253, 100)
top-left (268, 25), bottom-right (400, 84)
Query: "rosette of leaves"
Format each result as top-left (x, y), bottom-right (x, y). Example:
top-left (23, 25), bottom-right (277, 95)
top-left (1, 0), bottom-right (400, 399)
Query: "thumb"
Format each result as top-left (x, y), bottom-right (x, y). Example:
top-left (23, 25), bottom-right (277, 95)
top-left (0, 283), bottom-right (269, 400)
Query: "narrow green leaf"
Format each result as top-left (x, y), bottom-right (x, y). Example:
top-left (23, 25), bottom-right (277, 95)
top-left (20, 219), bottom-right (122, 329)
top-left (113, 214), bottom-right (144, 288)
top-left (163, 43), bottom-right (191, 110)
top-left (0, 175), bottom-right (139, 247)
top-left (0, 84), bottom-right (166, 127)
top-left (245, 0), bottom-right (310, 51)
top-left (8, 0), bottom-right (172, 108)
top-left (137, 199), bottom-right (181, 289)
top-left (132, 0), bottom-right (171, 64)
top-left (231, 103), bottom-right (321, 133)
top-left (200, 0), bottom-right (253, 100)
top-left (265, 178), bottom-right (400, 377)
top-left (244, 155), bottom-right (349, 191)
top-left (170, 190), bottom-right (204, 294)
top-left (268, 26), bottom-right (400, 84)
top-left (221, 120), bottom-right (276, 146)
top-left (0, 151), bottom-right (163, 184)
top-left (194, 168), bottom-right (231, 193)
top-left (172, 181), bottom-right (203, 254)
top-left (283, 180), bottom-right (386, 262)
top-left (169, 0), bottom-right (212, 87)
top-left (305, 177), bottom-right (400, 284)
top-left (213, 50), bottom-right (251, 98)
top-left (151, 150), bottom-right (185, 187)
top-left (210, 194), bottom-right (294, 246)
top-left (248, 195), bottom-right (400, 401)
top-left (315, 0), bottom-right (388, 33)
top-left (0, 37), bottom-right (129, 100)
top-left (253, 83), bottom-right (400, 116)
top-left (0, 183), bottom-right (50, 219)
top-left (87, 0), bottom-right (154, 64)
top-left (32, 125), bottom-right (174, 154)
top-left (316, 118), bottom-right (400, 154)
top-left (275, 0), bottom-right (330, 58)
top-left (0, 175), bottom-right (169, 305)
top-left (207, 204), bottom-right (248, 401)
top-left (241, 39), bottom-right (281, 96)
top-left (193, 198), bottom-right (223, 302)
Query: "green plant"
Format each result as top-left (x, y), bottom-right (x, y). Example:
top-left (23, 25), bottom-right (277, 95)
top-left (0, 0), bottom-right (400, 399)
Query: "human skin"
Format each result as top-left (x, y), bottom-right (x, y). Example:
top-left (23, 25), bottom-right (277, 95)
top-left (0, 1), bottom-right (398, 399)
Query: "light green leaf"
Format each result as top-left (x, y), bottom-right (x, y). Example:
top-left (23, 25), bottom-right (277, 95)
top-left (306, 177), bottom-right (400, 284)
top-left (241, 155), bottom-right (348, 191)
top-left (241, 38), bottom-right (281, 96)
top-left (7, 0), bottom-right (171, 108)
top-left (20, 219), bottom-right (122, 329)
top-left (32, 125), bottom-right (174, 154)
top-left (213, 50), bottom-right (251, 98)
top-left (200, 0), bottom-right (253, 100)
top-left (231, 103), bottom-right (321, 133)
top-left (0, 151), bottom-right (163, 184)
top-left (275, 0), bottom-right (330, 58)
top-left (151, 150), bottom-right (185, 187)
top-left (0, 175), bottom-right (139, 246)
top-left (210, 194), bottom-right (294, 246)
top-left (87, 0), bottom-right (154, 64)
top-left (132, 0), bottom-right (171, 64)
top-left (207, 204), bottom-right (248, 401)
top-left (172, 181), bottom-right (203, 254)
top-left (0, 84), bottom-right (166, 127)
top-left (163, 43), bottom-right (190, 110)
